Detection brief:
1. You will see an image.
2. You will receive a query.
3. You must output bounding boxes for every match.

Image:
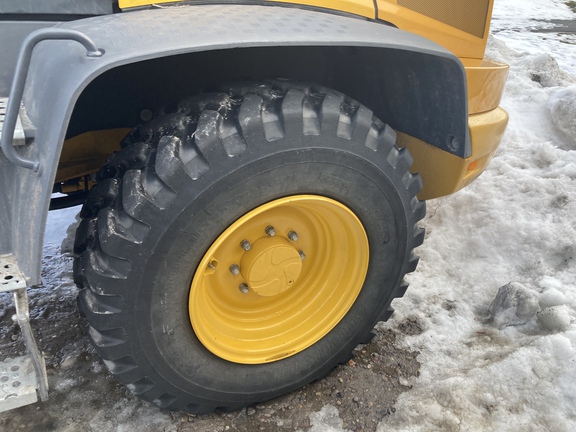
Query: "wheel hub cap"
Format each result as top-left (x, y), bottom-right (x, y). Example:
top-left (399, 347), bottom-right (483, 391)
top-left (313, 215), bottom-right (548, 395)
top-left (240, 237), bottom-right (302, 297)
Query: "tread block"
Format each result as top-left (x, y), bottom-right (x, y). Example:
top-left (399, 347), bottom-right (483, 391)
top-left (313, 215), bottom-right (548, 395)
top-left (88, 326), bottom-right (127, 348)
top-left (126, 377), bottom-right (155, 396)
top-left (407, 253), bottom-right (420, 273)
top-left (97, 141), bottom-right (153, 181)
top-left (237, 94), bottom-right (266, 143)
top-left (98, 207), bottom-right (148, 254)
top-left (320, 92), bottom-right (343, 135)
top-left (413, 226), bottom-right (425, 248)
top-left (219, 115), bottom-right (247, 157)
top-left (411, 198), bottom-right (426, 222)
top-left (302, 93), bottom-right (321, 136)
top-left (396, 280), bottom-right (410, 298)
top-left (261, 101), bottom-right (285, 142)
top-left (74, 218), bottom-right (98, 255)
top-left (403, 172), bottom-right (423, 197)
top-left (387, 146), bottom-right (413, 171)
top-left (155, 135), bottom-right (196, 190)
top-left (153, 393), bottom-right (178, 409)
top-left (79, 178), bottom-right (120, 219)
top-left (79, 288), bottom-right (122, 315)
top-left (141, 151), bottom-right (176, 209)
top-left (378, 306), bottom-right (395, 323)
top-left (85, 248), bottom-right (130, 280)
top-left (121, 170), bottom-right (164, 221)
top-left (336, 101), bottom-right (357, 140)
top-left (350, 105), bottom-right (373, 145)
top-left (195, 110), bottom-right (232, 162)
top-left (281, 88), bottom-right (305, 138)
top-left (103, 356), bottom-right (137, 375)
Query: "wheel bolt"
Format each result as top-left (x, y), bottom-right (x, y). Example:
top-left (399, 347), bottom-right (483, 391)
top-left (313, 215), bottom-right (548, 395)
top-left (239, 283), bottom-right (250, 294)
top-left (240, 239), bottom-right (251, 251)
top-left (229, 264), bottom-right (240, 275)
top-left (288, 231), bottom-right (299, 242)
top-left (265, 225), bottom-right (276, 237)
top-left (298, 250), bottom-right (305, 260)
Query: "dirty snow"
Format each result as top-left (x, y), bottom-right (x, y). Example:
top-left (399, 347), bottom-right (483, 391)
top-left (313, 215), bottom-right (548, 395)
top-left (2, 0), bottom-right (576, 430)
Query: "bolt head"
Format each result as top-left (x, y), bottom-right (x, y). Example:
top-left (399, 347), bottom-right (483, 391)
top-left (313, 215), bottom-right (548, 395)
top-left (239, 283), bottom-right (250, 294)
top-left (229, 264), bottom-right (240, 275)
top-left (265, 225), bottom-right (276, 237)
top-left (240, 240), bottom-right (251, 251)
top-left (298, 250), bottom-right (305, 260)
top-left (288, 231), bottom-right (299, 242)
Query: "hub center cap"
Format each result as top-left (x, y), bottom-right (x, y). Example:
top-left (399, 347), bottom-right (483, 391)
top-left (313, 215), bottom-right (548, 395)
top-left (240, 237), bottom-right (302, 297)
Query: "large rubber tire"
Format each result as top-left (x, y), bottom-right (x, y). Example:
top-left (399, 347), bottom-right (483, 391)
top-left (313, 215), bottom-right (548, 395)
top-left (73, 80), bottom-right (425, 413)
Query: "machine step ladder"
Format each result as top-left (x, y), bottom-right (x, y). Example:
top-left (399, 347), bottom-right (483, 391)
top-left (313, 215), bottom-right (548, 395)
top-left (0, 254), bottom-right (48, 412)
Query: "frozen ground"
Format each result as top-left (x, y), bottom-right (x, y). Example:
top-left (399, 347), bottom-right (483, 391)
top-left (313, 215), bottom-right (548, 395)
top-left (2, 0), bottom-right (576, 431)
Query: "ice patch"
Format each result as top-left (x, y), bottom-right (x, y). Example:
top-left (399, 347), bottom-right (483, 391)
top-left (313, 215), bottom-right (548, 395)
top-left (306, 405), bottom-right (349, 432)
top-left (487, 282), bottom-right (540, 329)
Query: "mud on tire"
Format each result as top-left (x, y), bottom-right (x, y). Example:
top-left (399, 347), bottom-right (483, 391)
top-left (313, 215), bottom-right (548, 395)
top-left (73, 80), bottom-right (425, 413)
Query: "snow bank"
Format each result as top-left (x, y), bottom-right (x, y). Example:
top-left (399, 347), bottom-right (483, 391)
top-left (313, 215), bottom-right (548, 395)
top-left (548, 85), bottom-right (576, 147)
top-left (377, 10), bottom-right (576, 431)
top-left (492, 0), bottom-right (576, 75)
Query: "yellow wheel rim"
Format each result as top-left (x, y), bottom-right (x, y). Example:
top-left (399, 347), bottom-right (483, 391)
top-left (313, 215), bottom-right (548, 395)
top-left (189, 195), bottom-right (369, 364)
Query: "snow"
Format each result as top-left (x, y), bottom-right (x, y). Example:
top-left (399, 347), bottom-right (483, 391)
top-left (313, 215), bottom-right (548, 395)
top-left (492, 0), bottom-right (576, 75)
top-left (375, 1), bottom-right (576, 430)
top-left (37, 0), bottom-right (576, 430)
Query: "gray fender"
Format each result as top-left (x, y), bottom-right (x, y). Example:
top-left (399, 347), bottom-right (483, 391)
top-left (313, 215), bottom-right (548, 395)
top-left (0, 4), bottom-right (468, 285)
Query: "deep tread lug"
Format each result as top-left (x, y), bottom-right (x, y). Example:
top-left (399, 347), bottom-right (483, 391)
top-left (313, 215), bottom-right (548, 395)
top-left (413, 226), bottom-right (425, 248)
top-left (320, 92), bottom-right (343, 134)
top-left (280, 88), bottom-right (305, 138)
top-left (102, 356), bottom-right (138, 375)
top-left (88, 327), bottom-right (127, 348)
top-left (126, 377), bottom-right (156, 396)
top-left (407, 253), bottom-right (420, 273)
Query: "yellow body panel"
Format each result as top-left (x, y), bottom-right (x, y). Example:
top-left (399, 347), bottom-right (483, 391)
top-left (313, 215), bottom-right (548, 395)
top-left (119, 0), bottom-right (375, 17)
top-left (57, 129), bottom-right (129, 183)
top-left (377, 0), bottom-right (494, 59)
top-left (398, 107), bottom-right (509, 201)
top-left (463, 59), bottom-right (509, 115)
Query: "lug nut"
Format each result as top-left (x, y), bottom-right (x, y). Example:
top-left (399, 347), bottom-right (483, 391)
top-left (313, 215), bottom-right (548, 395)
top-left (288, 231), bottom-right (299, 242)
top-left (207, 260), bottom-right (217, 271)
top-left (298, 250), bottom-right (305, 260)
top-left (240, 239), bottom-right (251, 251)
top-left (239, 283), bottom-right (250, 294)
top-left (265, 225), bottom-right (276, 237)
top-left (229, 264), bottom-right (240, 275)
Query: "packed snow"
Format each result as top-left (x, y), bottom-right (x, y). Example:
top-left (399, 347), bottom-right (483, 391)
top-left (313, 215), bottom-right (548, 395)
top-left (32, 0), bottom-right (576, 430)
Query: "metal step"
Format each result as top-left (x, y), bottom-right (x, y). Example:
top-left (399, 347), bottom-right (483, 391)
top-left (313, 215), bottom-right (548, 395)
top-left (0, 255), bottom-right (49, 412)
top-left (0, 356), bottom-right (39, 412)
top-left (0, 254), bottom-right (27, 293)
top-left (0, 97), bottom-right (25, 147)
